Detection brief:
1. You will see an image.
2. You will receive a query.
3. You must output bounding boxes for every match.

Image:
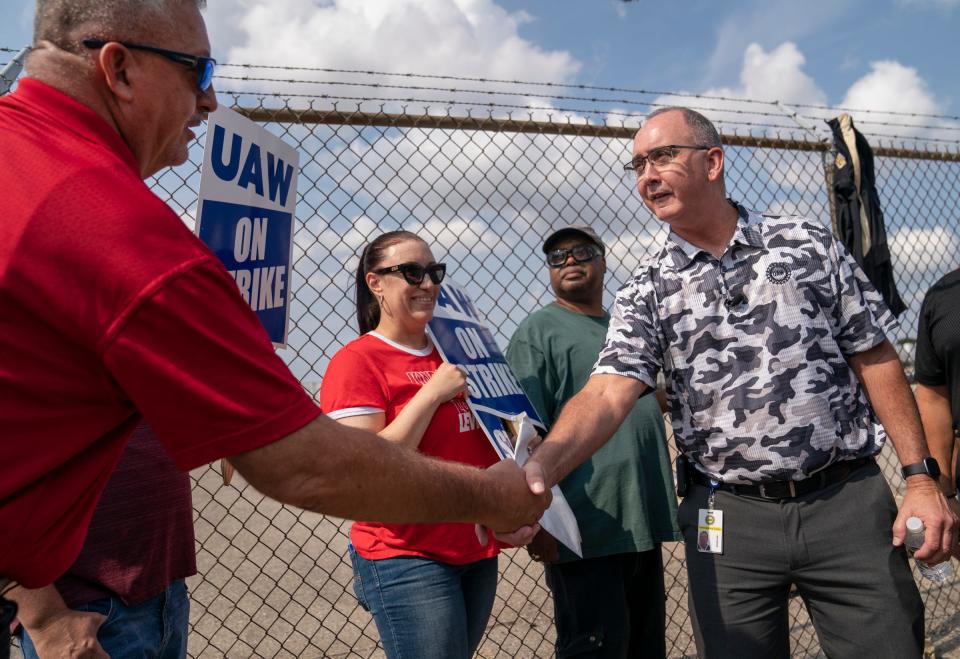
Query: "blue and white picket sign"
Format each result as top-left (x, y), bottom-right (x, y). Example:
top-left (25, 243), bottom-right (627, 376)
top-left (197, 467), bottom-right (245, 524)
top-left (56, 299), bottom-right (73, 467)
top-left (196, 107), bottom-right (300, 347)
top-left (426, 282), bottom-right (545, 459)
top-left (427, 282), bottom-right (582, 556)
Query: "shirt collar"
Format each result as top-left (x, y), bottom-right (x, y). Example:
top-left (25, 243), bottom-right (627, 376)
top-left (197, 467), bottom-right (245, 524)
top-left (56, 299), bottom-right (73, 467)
top-left (662, 200), bottom-right (764, 270)
top-left (10, 78), bottom-right (140, 174)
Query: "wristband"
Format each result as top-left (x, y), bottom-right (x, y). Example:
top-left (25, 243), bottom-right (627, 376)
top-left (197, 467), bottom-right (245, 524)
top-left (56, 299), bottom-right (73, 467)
top-left (901, 457), bottom-right (941, 481)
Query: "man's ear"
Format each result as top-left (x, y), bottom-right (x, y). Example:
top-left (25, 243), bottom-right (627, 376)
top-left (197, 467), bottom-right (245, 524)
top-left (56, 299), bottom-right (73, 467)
top-left (96, 43), bottom-right (136, 103)
top-left (705, 146), bottom-right (724, 183)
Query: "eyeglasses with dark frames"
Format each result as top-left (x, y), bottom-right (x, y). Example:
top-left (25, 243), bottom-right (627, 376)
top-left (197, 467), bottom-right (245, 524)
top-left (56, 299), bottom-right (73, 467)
top-left (622, 144), bottom-right (711, 176)
top-left (374, 262), bottom-right (447, 286)
top-left (82, 39), bottom-right (217, 92)
top-left (546, 244), bottom-right (600, 268)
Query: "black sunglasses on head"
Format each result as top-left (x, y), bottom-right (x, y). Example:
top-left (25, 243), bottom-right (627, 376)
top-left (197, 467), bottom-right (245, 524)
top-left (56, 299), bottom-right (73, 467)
top-left (374, 262), bottom-right (447, 286)
top-left (546, 244), bottom-right (600, 268)
top-left (82, 39), bottom-right (216, 92)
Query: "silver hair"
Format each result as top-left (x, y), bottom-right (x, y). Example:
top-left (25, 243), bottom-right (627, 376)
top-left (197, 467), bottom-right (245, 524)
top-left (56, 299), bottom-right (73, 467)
top-left (33, 0), bottom-right (206, 51)
top-left (646, 106), bottom-right (722, 148)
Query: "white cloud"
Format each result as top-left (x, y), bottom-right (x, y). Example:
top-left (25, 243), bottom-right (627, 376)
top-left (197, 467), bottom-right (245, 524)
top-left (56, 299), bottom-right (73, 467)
top-left (727, 42), bottom-right (827, 106)
top-left (888, 225), bottom-right (960, 346)
top-left (890, 226), bottom-right (960, 275)
top-left (704, 1), bottom-right (851, 91)
top-left (605, 226), bottom-right (667, 280)
top-left (757, 150), bottom-right (829, 197)
top-left (841, 60), bottom-right (941, 116)
top-left (641, 41), bottom-right (955, 148)
top-left (643, 42), bottom-right (827, 139)
top-left (696, 41), bottom-right (826, 132)
top-left (205, 0), bottom-right (579, 103)
top-left (835, 60), bottom-right (955, 140)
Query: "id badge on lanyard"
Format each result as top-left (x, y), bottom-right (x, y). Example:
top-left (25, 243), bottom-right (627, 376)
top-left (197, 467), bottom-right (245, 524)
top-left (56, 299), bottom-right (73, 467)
top-left (697, 481), bottom-right (724, 554)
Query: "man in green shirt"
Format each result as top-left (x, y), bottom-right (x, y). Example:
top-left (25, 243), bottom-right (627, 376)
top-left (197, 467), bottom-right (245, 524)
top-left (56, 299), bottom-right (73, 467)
top-left (506, 226), bottom-right (679, 659)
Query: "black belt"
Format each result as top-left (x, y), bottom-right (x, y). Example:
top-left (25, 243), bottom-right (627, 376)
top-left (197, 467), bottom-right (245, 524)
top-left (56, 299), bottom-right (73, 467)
top-left (689, 457), bottom-right (873, 500)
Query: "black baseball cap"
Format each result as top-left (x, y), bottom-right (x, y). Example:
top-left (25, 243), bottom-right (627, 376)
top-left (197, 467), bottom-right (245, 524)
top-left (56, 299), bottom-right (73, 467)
top-left (542, 226), bottom-right (605, 254)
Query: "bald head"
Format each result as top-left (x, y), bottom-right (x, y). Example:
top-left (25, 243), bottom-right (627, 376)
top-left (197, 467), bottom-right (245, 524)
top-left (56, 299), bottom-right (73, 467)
top-left (34, 0), bottom-right (207, 52)
top-left (645, 107), bottom-right (722, 149)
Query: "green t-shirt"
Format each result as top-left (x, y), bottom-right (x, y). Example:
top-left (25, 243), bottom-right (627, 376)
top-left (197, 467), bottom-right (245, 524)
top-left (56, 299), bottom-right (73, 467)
top-left (506, 302), bottom-right (680, 562)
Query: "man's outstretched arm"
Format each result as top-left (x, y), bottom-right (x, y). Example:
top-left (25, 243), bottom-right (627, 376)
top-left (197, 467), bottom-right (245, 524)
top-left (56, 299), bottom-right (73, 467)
top-left (228, 413), bottom-right (550, 533)
top-left (523, 373), bottom-right (648, 493)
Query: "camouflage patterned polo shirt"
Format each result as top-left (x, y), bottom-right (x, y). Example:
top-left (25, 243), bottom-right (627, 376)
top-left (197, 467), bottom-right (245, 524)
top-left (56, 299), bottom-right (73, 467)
top-left (594, 203), bottom-right (898, 484)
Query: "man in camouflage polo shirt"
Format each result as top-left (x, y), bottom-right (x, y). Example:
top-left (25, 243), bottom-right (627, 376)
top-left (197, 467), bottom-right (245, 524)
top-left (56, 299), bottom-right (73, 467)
top-left (519, 107), bottom-right (956, 659)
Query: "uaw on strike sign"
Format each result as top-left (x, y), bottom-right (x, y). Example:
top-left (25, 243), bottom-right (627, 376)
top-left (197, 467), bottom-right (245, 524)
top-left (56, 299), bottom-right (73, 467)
top-left (427, 282), bottom-right (581, 556)
top-left (196, 107), bottom-right (299, 347)
top-left (427, 282), bottom-right (546, 459)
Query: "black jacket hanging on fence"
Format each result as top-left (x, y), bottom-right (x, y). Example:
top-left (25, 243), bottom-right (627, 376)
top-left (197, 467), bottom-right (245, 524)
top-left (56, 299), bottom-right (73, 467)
top-left (827, 113), bottom-right (906, 316)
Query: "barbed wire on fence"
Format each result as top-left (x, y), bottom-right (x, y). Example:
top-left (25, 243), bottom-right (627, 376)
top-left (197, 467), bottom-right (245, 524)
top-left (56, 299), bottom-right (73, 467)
top-left (3, 41), bottom-right (959, 147)
top-left (215, 61), bottom-right (960, 123)
top-left (217, 92), bottom-right (816, 138)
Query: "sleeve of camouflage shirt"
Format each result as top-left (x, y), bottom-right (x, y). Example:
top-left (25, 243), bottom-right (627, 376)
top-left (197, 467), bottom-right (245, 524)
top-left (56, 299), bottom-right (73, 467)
top-left (825, 228), bottom-right (899, 355)
top-left (592, 275), bottom-right (661, 390)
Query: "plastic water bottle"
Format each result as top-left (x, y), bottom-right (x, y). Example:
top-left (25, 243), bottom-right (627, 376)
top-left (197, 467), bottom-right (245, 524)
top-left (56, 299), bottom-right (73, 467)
top-left (905, 516), bottom-right (955, 584)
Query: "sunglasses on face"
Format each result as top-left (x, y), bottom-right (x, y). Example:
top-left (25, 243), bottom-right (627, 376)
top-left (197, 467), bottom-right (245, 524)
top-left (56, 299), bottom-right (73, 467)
top-left (374, 262), bottom-right (447, 286)
top-left (546, 244), bottom-right (600, 268)
top-left (82, 39), bottom-right (217, 92)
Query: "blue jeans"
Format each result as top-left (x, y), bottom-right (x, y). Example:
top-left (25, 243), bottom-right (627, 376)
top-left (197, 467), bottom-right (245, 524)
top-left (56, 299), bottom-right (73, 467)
top-left (19, 580), bottom-right (189, 659)
top-left (349, 546), bottom-right (498, 659)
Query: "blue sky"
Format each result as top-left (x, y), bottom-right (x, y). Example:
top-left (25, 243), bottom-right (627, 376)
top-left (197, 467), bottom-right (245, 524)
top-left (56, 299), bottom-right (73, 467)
top-left (3, 0), bottom-right (958, 126)
top-left (498, 0), bottom-right (959, 112)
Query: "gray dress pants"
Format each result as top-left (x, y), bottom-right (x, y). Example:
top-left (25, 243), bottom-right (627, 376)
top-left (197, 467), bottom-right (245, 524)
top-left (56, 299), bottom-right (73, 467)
top-left (679, 461), bottom-right (924, 659)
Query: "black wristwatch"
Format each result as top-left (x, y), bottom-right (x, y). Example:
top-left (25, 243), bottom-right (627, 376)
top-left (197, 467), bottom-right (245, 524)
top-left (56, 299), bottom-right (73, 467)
top-left (901, 457), bottom-right (941, 481)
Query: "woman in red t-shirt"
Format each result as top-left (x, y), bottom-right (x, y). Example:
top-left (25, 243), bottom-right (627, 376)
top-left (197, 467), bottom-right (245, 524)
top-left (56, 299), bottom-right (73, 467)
top-left (320, 230), bottom-right (502, 659)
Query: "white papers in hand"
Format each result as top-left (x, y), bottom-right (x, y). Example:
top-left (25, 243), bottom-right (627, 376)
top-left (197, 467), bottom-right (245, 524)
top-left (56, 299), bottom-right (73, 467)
top-left (513, 414), bottom-right (582, 558)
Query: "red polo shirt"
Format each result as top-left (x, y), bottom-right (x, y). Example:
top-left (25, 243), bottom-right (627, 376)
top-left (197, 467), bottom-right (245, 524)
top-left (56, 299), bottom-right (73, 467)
top-left (0, 79), bottom-right (321, 587)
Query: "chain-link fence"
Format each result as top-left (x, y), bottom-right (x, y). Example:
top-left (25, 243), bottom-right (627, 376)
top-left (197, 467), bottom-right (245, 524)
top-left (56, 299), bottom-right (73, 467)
top-left (169, 104), bottom-right (960, 658)
top-left (6, 51), bottom-right (960, 657)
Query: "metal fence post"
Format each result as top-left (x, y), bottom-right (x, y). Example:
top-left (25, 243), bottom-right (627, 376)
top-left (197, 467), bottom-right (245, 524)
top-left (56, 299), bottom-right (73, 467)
top-left (0, 47), bottom-right (29, 95)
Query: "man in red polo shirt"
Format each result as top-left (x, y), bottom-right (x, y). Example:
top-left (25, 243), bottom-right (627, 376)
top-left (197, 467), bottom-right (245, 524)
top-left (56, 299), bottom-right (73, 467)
top-left (0, 0), bottom-right (548, 654)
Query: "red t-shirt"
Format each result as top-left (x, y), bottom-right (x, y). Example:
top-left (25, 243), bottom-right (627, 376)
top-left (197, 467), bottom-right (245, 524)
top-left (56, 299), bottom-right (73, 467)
top-left (0, 79), bottom-right (321, 587)
top-left (320, 332), bottom-right (500, 564)
top-left (55, 422), bottom-right (197, 607)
